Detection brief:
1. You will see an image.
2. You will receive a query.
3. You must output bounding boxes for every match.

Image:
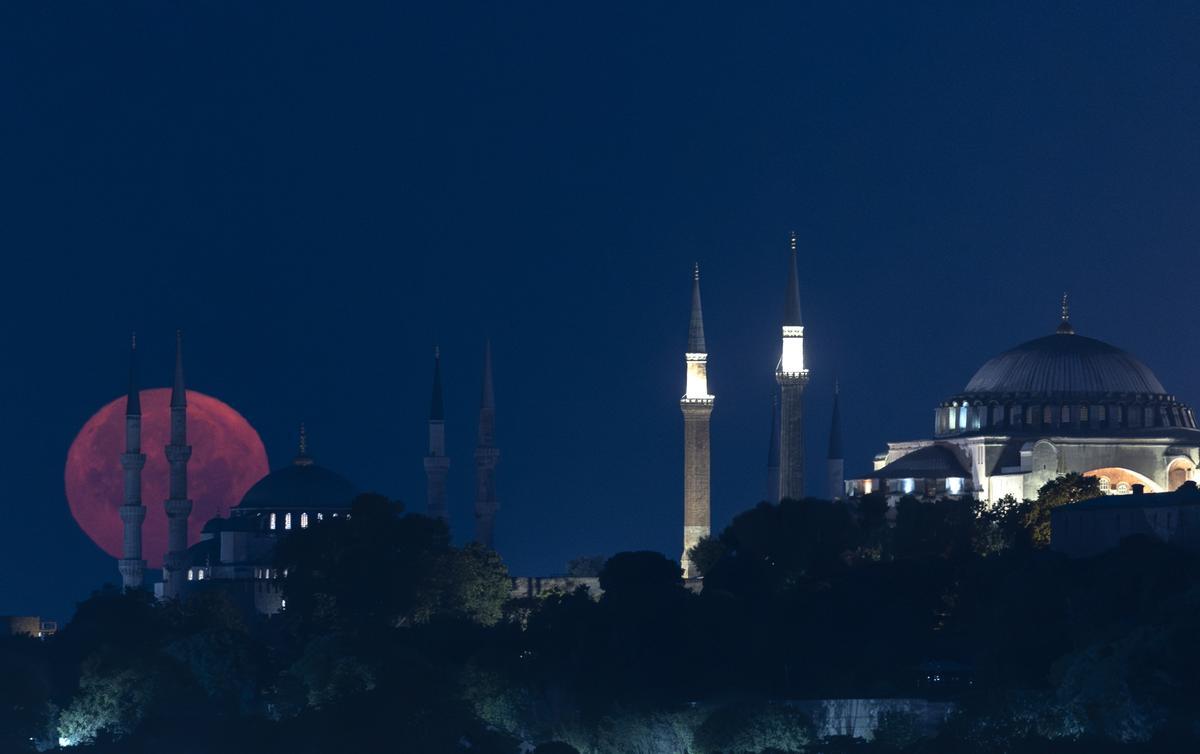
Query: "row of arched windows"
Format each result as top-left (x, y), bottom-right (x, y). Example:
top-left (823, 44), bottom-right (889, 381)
top-left (937, 399), bottom-right (1197, 435)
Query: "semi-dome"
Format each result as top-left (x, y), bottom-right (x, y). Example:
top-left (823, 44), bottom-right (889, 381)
top-left (235, 452), bottom-right (358, 511)
top-left (963, 330), bottom-right (1166, 398)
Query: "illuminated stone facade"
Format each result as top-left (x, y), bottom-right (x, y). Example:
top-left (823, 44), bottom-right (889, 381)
top-left (681, 265), bottom-right (713, 578)
top-left (849, 309), bottom-right (1200, 504)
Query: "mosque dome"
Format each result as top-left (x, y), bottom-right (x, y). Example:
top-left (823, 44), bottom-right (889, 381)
top-left (962, 331), bottom-right (1166, 398)
top-left (235, 448), bottom-right (358, 511)
top-left (935, 307), bottom-right (1197, 438)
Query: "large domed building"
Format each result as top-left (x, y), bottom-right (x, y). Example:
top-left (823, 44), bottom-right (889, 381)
top-left (848, 305), bottom-right (1200, 502)
top-left (173, 433), bottom-right (360, 614)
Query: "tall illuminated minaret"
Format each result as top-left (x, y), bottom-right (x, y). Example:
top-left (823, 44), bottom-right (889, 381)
top-left (162, 330), bottom-right (193, 599)
top-left (118, 335), bottom-right (147, 590)
top-left (766, 392), bottom-right (780, 504)
top-left (776, 232), bottom-right (809, 501)
top-left (828, 380), bottom-right (844, 501)
top-left (474, 341), bottom-right (500, 548)
top-left (681, 263), bottom-right (714, 578)
top-left (424, 347), bottom-right (450, 522)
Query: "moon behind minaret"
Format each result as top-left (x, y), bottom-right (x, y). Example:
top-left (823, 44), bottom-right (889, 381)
top-left (64, 389), bottom-right (270, 568)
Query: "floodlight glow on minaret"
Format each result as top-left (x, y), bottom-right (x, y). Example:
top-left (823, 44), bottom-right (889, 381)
top-left (778, 232), bottom-right (808, 377)
top-left (683, 264), bottom-right (712, 401)
top-left (680, 263), bottom-right (713, 579)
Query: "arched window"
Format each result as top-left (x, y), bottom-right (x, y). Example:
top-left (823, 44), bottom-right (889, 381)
top-left (1097, 405), bottom-right (1107, 424)
top-left (959, 404), bottom-right (968, 429)
top-left (991, 404), bottom-right (1003, 426)
top-left (1043, 406), bottom-right (1054, 424)
top-left (1026, 405), bottom-right (1037, 425)
top-left (1098, 476), bottom-right (1111, 494)
top-left (1116, 482), bottom-right (1130, 495)
top-left (269, 513), bottom-right (277, 531)
top-left (301, 512), bottom-right (309, 529)
top-left (197, 569), bottom-right (205, 581)
top-left (1010, 405), bottom-right (1021, 426)
top-left (949, 406), bottom-right (958, 430)
top-left (187, 569), bottom-right (195, 581)
top-left (1129, 406), bottom-right (1141, 428)
top-left (1080, 404), bottom-right (1089, 423)
top-left (284, 512), bottom-right (292, 530)
top-left (1144, 406), bottom-right (1155, 427)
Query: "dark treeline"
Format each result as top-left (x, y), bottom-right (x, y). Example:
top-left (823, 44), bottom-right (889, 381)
top-left (2, 480), bottom-right (1198, 753)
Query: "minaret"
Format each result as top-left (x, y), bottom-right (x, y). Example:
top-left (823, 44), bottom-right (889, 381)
top-left (680, 263), bottom-right (714, 578)
top-left (424, 347), bottom-right (450, 522)
top-left (162, 330), bottom-right (193, 599)
top-left (766, 392), bottom-right (780, 504)
top-left (473, 341), bottom-right (500, 548)
top-left (118, 334), bottom-right (147, 589)
top-left (828, 380), bottom-right (844, 501)
top-left (776, 232), bottom-right (809, 501)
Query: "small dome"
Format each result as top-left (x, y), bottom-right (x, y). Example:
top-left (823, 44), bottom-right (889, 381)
top-left (963, 331), bottom-right (1166, 398)
top-left (236, 454), bottom-right (358, 511)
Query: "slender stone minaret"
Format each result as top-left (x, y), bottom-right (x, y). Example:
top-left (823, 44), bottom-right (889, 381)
top-left (424, 346), bottom-right (450, 522)
top-left (776, 232), bottom-right (809, 501)
top-left (681, 263), bottom-right (714, 578)
top-left (474, 341), bottom-right (500, 548)
top-left (828, 380), bottom-right (844, 501)
top-left (162, 330), bottom-right (193, 599)
top-left (118, 334), bottom-right (147, 589)
top-left (766, 391), bottom-right (780, 504)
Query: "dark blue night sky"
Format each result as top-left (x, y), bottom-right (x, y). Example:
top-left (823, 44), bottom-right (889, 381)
top-left (2, 2), bottom-right (1199, 619)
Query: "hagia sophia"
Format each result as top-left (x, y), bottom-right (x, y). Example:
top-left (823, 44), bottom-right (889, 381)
top-left (106, 235), bottom-right (1200, 611)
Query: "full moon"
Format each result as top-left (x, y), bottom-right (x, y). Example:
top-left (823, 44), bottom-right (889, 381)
top-left (65, 389), bottom-right (270, 568)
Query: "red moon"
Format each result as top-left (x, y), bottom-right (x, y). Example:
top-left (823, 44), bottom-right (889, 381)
top-left (65, 389), bottom-right (270, 568)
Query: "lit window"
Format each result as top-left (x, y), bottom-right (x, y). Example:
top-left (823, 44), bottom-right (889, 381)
top-left (958, 404), bottom-right (967, 430)
top-left (197, 569), bottom-right (205, 581)
top-left (903, 478), bottom-right (915, 494)
top-left (317, 512), bottom-right (324, 521)
top-left (187, 569), bottom-right (194, 581)
top-left (949, 406), bottom-right (957, 430)
top-left (301, 512), bottom-right (309, 529)
top-left (947, 477), bottom-right (963, 495)
top-left (284, 512), bottom-right (292, 530)
top-left (1098, 477), bottom-right (1111, 494)
top-left (281, 599), bottom-right (287, 611)
top-left (1116, 482), bottom-right (1130, 495)
top-left (269, 513), bottom-right (277, 530)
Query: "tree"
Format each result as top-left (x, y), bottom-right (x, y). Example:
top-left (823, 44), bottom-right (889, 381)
top-left (599, 551), bottom-right (683, 603)
top-left (1026, 474), bottom-right (1101, 547)
top-left (687, 536), bottom-right (726, 577)
top-left (566, 554), bottom-right (606, 577)
top-left (693, 701), bottom-right (815, 754)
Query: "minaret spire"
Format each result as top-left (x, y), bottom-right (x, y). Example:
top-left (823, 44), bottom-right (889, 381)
top-left (681, 264), bottom-right (714, 578)
top-left (474, 341), bottom-right (500, 547)
top-left (776, 232), bottom-right (810, 501)
top-left (163, 330), bottom-right (193, 599)
top-left (827, 380), bottom-right (844, 501)
top-left (425, 346), bottom-right (450, 522)
top-left (118, 334), bottom-right (147, 589)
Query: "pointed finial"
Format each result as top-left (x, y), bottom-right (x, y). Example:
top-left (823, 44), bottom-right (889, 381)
top-left (131, 332), bottom-right (137, 350)
top-left (1056, 292), bottom-right (1075, 335)
top-left (293, 422), bottom-right (314, 465)
top-left (430, 346), bottom-right (445, 420)
top-left (170, 329), bottom-right (187, 408)
top-left (835, 377), bottom-right (840, 396)
top-left (782, 234), bottom-right (803, 326)
top-left (125, 332), bottom-right (141, 416)
top-left (434, 345), bottom-right (440, 359)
